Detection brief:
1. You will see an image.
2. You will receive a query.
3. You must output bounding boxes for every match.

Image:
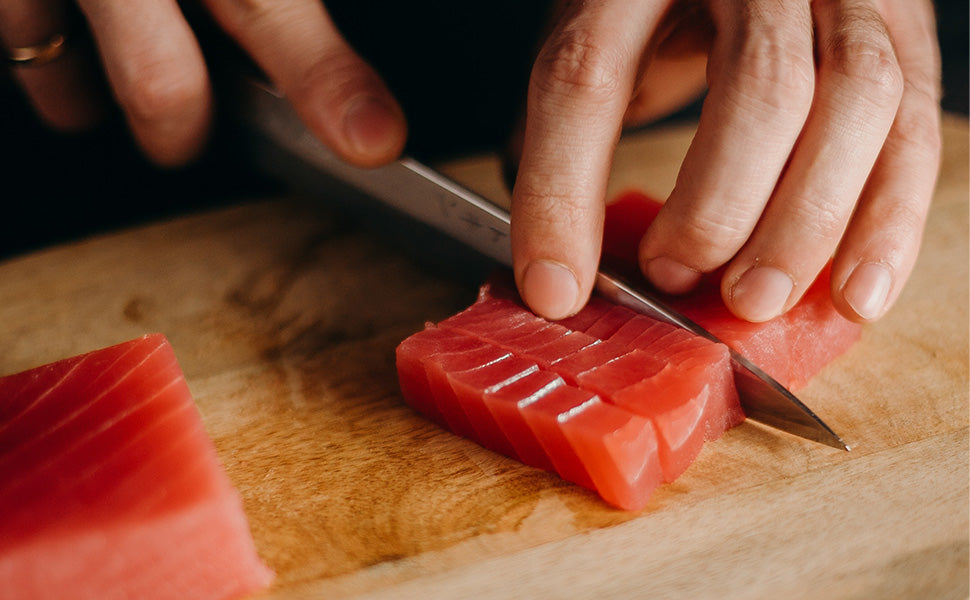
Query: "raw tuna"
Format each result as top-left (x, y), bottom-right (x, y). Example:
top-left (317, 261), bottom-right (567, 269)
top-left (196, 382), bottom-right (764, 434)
top-left (397, 282), bottom-right (741, 510)
top-left (0, 334), bottom-right (273, 600)
top-left (396, 190), bottom-right (862, 511)
top-left (602, 190), bottom-right (862, 390)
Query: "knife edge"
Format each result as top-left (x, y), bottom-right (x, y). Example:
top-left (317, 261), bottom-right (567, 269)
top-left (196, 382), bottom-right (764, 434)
top-left (594, 269), bottom-right (850, 451)
top-left (235, 74), bottom-right (850, 451)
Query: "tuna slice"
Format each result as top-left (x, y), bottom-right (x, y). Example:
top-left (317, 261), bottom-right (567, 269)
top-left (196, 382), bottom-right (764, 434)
top-left (396, 189), bottom-right (862, 511)
top-left (0, 334), bottom-right (273, 600)
top-left (397, 283), bottom-right (742, 511)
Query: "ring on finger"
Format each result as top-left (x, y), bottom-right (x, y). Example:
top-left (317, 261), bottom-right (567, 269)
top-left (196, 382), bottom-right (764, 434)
top-left (6, 33), bottom-right (66, 67)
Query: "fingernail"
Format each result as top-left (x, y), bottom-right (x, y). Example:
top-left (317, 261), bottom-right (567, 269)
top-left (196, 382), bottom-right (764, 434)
top-left (644, 256), bottom-right (702, 295)
top-left (343, 95), bottom-right (400, 157)
top-left (521, 260), bottom-right (580, 321)
top-left (843, 262), bottom-right (892, 320)
top-left (731, 266), bottom-right (794, 322)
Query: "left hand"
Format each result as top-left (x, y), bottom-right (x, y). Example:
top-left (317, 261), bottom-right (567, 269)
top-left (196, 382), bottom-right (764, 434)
top-left (509, 0), bottom-right (942, 325)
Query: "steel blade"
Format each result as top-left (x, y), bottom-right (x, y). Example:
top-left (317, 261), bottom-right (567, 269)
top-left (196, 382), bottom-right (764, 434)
top-left (236, 74), bottom-right (850, 451)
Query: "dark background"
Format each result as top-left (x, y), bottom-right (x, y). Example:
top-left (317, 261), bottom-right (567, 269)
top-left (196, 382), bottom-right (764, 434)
top-left (1, 1), bottom-right (966, 262)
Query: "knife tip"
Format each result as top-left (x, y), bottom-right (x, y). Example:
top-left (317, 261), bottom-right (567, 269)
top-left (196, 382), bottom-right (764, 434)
top-left (828, 434), bottom-right (851, 452)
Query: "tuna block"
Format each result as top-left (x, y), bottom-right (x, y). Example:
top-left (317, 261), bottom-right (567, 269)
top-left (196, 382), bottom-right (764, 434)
top-left (0, 334), bottom-right (273, 600)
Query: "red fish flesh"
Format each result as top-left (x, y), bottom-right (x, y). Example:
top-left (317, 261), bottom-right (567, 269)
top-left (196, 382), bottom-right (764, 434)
top-left (0, 334), bottom-right (273, 599)
top-left (396, 190), bottom-right (861, 511)
top-left (397, 282), bottom-right (742, 510)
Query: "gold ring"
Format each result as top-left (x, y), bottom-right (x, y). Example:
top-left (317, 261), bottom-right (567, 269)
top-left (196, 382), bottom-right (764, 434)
top-left (6, 34), bottom-right (67, 67)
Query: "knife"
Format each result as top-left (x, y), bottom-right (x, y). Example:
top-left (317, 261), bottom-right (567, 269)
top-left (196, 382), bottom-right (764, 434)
top-left (232, 75), bottom-right (850, 452)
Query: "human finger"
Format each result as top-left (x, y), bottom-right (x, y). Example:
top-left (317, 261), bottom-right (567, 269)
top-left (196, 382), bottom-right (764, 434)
top-left (717, 0), bottom-right (904, 322)
top-left (0, 0), bottom-right (103, 130)
top-left (511, 0), bottom-right (668, 320)
top-left (78, 0), bottom-right (213, 166)
top-left (503, 3), bottom-right (709, 184)
top-left (503, 43), bottom-right (708, 189)
top-left (203, 0), bottom-right (406, 168)
top-left (829, 0), bottom-right (941, 322)
top-left (621, 1), bottom-right (711, 128)
top-left (637, 0), bottom-right (817, 297)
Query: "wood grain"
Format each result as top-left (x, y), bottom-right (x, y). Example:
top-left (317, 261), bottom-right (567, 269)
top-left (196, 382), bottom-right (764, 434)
top-left (0, 116), bottom-right (966, 599)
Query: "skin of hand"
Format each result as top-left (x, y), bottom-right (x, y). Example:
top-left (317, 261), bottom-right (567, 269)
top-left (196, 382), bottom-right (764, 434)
top-left (511, 0), bottom-right (942, 325)
top-left (1, 0), bottom-right (942, 326)
top-left (0, 0), bottom-right (407, 167)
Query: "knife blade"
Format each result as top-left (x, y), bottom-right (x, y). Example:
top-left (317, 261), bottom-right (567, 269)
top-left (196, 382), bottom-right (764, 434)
top-left (234, 75), bottom-right (850, 451)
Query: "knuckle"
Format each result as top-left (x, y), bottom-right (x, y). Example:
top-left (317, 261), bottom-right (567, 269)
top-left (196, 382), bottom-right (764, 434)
top-left (788, 197), bottom-right (849, 244)
top-left (854, 196), bottom-right (928, 265)
top-left (299, 48), bottom-right (374, 101)
top-left (890, 99), bottom-right (942, 159)
top-left (210, 0), bottom-right (286, 36)
top-left (876, 197), bottom-right (927, 237)
top-left (904, 66), bottom-right (942, 106)
top-left (682, 214), bottom-right (750, 252)
top-left (663, 204), bottom-right (754, 265)
top-left (823, 12), bottom-right (903, 103)
top-left (514, 184), bottom-right (596, 233)
top-left (829, 41), bottom-right (903, 102)
top-left (534, 27), bottom-right (625, 106)
top-left (122, 61), bottom-right (207, 125)
top-left (729, 35), bottom-right (815, 114)
top-left (212, 0), bottom-right (375, 99)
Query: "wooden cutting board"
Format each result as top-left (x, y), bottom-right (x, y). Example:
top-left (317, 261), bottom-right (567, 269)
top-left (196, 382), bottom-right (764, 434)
top-left (1, 116), bottom-right (967, 599)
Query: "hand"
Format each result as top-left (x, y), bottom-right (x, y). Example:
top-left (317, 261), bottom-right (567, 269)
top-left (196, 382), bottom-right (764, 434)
top-left (510, 0), bottom-right (942, 324)
top-left (0, 0), bottom-right (407, 167)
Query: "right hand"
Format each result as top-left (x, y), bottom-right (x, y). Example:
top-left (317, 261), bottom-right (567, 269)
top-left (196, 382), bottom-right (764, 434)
top-left (0, 0), bottom-right (408, 168)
